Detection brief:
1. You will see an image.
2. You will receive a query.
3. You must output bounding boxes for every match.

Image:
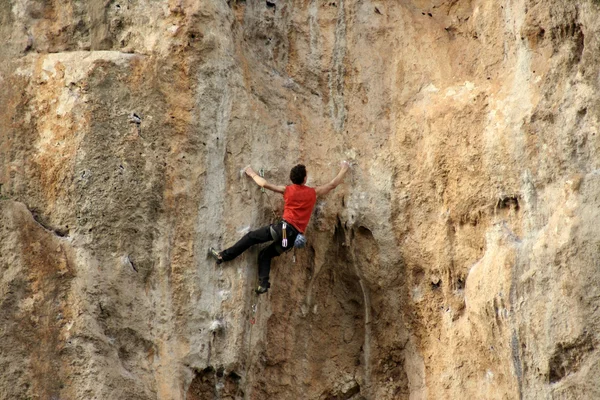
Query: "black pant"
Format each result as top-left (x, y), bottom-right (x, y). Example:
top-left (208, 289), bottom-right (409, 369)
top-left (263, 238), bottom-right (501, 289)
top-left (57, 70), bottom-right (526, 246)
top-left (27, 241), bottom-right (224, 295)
top-left (221, 221), bottom-right (298, 286)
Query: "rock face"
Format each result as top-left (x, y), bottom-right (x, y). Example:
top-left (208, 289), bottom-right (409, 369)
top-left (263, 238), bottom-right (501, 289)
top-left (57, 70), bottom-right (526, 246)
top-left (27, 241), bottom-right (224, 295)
top-left (2, 0), bottom-right (600, 399)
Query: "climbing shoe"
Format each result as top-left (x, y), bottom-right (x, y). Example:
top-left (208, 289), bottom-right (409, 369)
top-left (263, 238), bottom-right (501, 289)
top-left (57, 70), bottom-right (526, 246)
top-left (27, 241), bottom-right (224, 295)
top-left (255, 285), bottom-right (269, 295)
top-left (208, 247), bottom-right (223, 264)
top-left (255, 280), bottom-right (270, 295)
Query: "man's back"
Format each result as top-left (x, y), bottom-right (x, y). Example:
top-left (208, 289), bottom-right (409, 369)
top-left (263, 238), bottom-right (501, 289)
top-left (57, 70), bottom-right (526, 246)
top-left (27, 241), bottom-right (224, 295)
top-left (283, 184), bottom-right (317, 233)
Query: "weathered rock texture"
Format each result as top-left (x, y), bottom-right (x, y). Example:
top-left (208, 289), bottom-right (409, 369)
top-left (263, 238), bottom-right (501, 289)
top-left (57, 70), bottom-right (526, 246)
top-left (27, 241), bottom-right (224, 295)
top-left (2, 0), bottom-right (600, 399)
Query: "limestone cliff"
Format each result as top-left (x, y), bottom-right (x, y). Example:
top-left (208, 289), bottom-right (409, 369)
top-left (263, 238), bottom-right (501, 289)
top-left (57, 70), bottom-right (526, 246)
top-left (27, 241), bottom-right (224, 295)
top-left (2, 0), bottom-right (600, 399)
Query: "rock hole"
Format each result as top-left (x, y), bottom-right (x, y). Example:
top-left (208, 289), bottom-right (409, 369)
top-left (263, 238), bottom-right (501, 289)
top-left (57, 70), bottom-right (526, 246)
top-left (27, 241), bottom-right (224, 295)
top-left (412, 266), bottom-right (425, 284)
top-left (129, 258), bottom-right (137, 272)
top-left (321, 380), bottom-right (360, 399)
top-left (228, 371), bottom-right (241, 382)
top-left (357, 225), bottom-right (372, 236)
top-left (574, 24), bottom-right (585, 63)
top-left (496, 195), bottom-right (520, 211)
top-left (187, 367), bottom-right (217, 400)
top-left (538, 27), bottom-right (545, 39)
top-left (30, 210), bottom-right (70, 237)
top-left (548, 334), bottom-right (595, 383)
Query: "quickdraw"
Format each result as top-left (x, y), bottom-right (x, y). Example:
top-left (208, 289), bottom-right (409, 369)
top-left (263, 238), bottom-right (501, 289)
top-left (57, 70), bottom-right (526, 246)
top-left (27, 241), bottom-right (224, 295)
top-left (259, 168), bottom-right (265, 193)
top-left (282, 222), bottom-right (288, 247)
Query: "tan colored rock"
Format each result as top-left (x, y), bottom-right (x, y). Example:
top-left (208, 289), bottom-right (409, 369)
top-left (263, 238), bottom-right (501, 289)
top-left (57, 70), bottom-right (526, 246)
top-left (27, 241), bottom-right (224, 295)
top-left (2, 0), bottom-right (600, 399)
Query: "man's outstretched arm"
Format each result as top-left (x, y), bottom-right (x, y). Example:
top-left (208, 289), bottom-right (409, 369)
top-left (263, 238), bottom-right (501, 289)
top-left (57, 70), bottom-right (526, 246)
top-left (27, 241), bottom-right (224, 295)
top-left (315, 161), bottom-right (350, 196)
top-left (244, 166), bottom-right (286, 194)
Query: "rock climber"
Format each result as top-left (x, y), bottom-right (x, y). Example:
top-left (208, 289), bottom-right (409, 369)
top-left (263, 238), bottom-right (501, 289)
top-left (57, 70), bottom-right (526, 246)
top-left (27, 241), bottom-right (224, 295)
top-left (209, 161), bottom-right (350, 294)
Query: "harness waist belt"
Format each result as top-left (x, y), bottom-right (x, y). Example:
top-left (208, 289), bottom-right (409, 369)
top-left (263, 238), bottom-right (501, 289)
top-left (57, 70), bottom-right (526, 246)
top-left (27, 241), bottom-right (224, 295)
top-left (282, 220), bottom-right (300, 234)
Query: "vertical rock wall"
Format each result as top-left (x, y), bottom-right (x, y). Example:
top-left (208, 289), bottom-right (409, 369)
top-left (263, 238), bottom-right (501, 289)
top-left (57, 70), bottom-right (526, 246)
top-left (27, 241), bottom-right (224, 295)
top-left (2, 0), bottom-right (600, 399)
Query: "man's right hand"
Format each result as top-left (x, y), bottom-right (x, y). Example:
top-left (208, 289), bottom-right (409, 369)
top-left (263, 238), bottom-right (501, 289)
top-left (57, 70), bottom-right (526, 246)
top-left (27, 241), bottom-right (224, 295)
top-left (244, 166), bottom-right (277, 191)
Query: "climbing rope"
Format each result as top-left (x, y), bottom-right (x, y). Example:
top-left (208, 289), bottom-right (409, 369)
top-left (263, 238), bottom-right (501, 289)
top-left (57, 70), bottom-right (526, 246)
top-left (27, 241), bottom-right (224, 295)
top-left (237, 165), bottom-right (309, 396)
top-left (259, 168), bottom-right (279, 222)
top-left (237, 262), bottom-right (260, 399)
top-left (240, 168), bottom-right (266, 397)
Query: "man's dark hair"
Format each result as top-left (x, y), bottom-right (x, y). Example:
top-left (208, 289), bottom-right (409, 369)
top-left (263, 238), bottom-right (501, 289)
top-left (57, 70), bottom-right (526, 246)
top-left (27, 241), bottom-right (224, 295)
top-left (290, 164), bottom-right (307, 184)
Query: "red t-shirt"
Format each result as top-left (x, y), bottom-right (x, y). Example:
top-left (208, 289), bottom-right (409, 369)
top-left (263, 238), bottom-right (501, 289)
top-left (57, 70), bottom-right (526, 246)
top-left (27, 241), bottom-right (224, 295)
top-left (282, 184), bottom-right (317, 233)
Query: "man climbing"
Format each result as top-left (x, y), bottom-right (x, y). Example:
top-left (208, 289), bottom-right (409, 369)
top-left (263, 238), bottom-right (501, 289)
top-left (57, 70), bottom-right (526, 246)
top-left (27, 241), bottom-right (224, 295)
top-left (209, 161), bottom-right (350, 294)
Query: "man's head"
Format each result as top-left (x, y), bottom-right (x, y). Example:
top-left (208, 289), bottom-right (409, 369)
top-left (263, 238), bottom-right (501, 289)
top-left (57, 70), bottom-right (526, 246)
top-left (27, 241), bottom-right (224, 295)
top-left (290, 164), bottom-right (307, 184)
